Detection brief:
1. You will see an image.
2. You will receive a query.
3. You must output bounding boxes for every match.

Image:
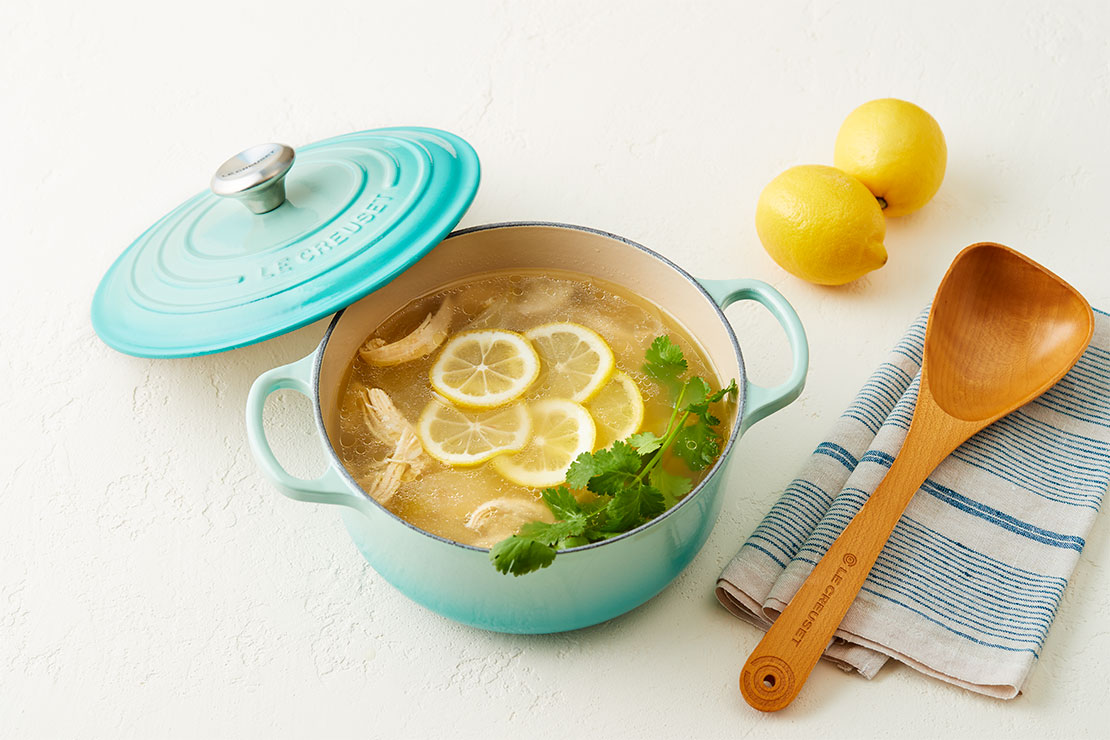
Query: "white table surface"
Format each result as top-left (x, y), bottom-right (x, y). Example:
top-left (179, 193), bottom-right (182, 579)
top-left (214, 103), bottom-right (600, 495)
top-left (4, 1), bottom-right (1110, 737)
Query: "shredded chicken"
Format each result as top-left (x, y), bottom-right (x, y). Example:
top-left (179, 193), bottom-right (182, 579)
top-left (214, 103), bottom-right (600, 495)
top-left (359, 296), bottom-right (455, 367)
top-left (465, 282), bottom-right (577, 331)
top-left (587, 315), bottom-right (655, 355)
top-left (464, 497), bottom-right (554, 547)
top-left (359, 387), bottom-right (429, 503)
top-left (514, 281), bottom-right (575, 317)
top-left (465, 295), bottom-right (509, 330)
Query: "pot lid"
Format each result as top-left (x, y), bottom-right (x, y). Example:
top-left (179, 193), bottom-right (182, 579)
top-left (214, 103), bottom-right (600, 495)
top-left (92, 127), bottom-right (479, 358)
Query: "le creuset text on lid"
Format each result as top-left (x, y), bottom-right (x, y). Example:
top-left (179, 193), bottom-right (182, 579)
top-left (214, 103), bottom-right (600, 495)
top-left (91, 127), bottom-right (480, 358)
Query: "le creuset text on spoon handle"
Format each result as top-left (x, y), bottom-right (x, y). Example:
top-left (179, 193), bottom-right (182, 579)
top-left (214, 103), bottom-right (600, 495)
top-left (739, 389), bottom-right (979, 712)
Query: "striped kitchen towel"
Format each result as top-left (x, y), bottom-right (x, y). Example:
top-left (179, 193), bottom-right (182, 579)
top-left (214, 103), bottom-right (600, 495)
top-left (716, 306), bottom-right (1110, 699)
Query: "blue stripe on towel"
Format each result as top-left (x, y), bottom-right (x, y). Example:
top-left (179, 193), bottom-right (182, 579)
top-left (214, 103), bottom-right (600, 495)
top-left (814, 442), bottom-right (859, 470)
top-left (860, 587), bottom-right (1040, 656)
top-left (742, 541), bottom-right (787, 569)
top-left (919, 480), bottom-right (1086, 551)
top-left (1007, 411), bottom-right (1110, 463)
top-left (842, 363), bottom-right (916, 433)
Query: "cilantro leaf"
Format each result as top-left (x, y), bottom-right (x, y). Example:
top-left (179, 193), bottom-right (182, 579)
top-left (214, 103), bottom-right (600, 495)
top-left (708, 378), bottom-right (739, 404)
top-left (643, 335), bottom-right (687, 395)
top-left (585, 441), bottom-right (644, 496)
top-left (566, 451), bottom-right (600, 490)
top-left (645, 335), bottom-right (686, 372)
top-left (627, 431), bottom-right (663, 455)
top-left (519, 518), bottom-right (588, 545)
top-left (577, 496), bottom-right (611, 516)
top-left (606, 483), bottom-right (665, 530)
top-left (682, 376), bottom-right (711, 409)
top-left (682, 376), bottom-right (720, 425)
top-left (649, 466), bottom-right (694, 507)
top-left (671, 419), bottom-right (721, 471)
top-left (490, 536), bottom-right (557, 576)
top-left (541, 486), bottom-right (583, 520)
top-left (583, 527), bottom-right (621, 541)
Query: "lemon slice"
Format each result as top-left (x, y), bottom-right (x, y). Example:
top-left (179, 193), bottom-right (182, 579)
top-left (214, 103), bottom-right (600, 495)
top-left (586, 371), bottom-right (645, 448)
top-left (416, 400), bottom-right (532, 466)
top-left (491, 399), bottom-right (596, 488)
top-left (430, 329), bottom-right (540, 408)
top-left (524, 322), bottom-right (615, 402)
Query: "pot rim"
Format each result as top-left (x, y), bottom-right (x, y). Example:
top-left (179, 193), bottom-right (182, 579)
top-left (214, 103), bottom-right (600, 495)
top-left (311, 220), bottom-right (747, 555)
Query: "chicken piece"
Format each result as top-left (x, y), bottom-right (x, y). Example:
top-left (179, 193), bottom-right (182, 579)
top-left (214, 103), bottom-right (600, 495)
top-left (362, 463), bottom-right (407, 503)
top-left (513, 280), bottom-right (576, 317)
top-left (465, 294), bottom-right (510, 330)
top-left (359, 297), bottom-right (454, 367)
top-left (359, 388), bottom-right (429, 503)
top-left (465, 280), bottom-right (576, 330)
top-left (453, 280), bottom-right (504, 316)
top-left (464, 497), bottom-right (554, 548)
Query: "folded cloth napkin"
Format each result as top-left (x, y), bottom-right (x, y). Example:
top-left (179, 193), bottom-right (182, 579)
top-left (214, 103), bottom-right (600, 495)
top-left (716, 306), bottom-right (1110, 699)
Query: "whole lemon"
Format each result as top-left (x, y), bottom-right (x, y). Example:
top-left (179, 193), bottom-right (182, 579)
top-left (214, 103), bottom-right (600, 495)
top-left (834, 98), bottom-right (946, 217)
top-left (755, 165), bottom-right (887, 286)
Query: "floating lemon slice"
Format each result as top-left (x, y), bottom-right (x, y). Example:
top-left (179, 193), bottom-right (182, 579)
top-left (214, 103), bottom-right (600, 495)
top-left (430, 329), bottom-right (540, 408)
top-left (587, 371), bottom-right (645, 448)
top-left (416, 400), bottom-right (532, 467)
top-left (491, 399), bottom-right (596, 488)
top-left (524, 322), bottom-right (615, 402)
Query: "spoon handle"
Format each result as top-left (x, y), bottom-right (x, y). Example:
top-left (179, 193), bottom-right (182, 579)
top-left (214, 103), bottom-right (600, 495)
top-left (739, 391), bottom-right (977, 711)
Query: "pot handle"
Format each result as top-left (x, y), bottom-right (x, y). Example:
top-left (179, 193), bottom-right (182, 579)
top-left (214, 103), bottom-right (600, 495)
top-left (245, 353), bottom-right (361, 508)
top-left (698, 278), bottom-right (808, 433)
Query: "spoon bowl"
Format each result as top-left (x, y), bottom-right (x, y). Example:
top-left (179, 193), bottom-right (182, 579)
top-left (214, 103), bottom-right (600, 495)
top-left (927, 243), bottom-right (1094, 421)
top-left (739, 242), bottom-right (1094, 712)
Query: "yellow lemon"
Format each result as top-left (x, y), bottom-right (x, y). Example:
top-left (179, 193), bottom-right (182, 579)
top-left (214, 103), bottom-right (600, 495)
top-left (416, 400), bottom-right (532, 466)
top-left (523, 322), bottom-right (615, 403)
top-left (834, 98), bottom-right (946, 217)
top-left (755, 165), bottom-right (887, 285)
top-left (491, 399), bottom-right (596, 488)
top-left (586, 371), bottom-right (645, 448)
top-left (429, 329), bottom-right (540, 409)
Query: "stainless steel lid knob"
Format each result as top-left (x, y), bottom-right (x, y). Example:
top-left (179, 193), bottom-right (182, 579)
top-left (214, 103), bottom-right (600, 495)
top-left (210, 143), bottom-right (295, 214)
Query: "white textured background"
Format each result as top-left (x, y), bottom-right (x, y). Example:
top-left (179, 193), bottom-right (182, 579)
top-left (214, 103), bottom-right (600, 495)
top-left (4, 1), bottom-right (1110, 737)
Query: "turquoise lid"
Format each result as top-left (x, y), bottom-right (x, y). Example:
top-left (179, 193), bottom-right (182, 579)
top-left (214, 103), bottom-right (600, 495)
top-left (92, 127), bottom-right (479, 358)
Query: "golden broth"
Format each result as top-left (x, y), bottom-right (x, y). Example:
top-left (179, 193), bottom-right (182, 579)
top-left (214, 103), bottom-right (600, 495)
top-left (336, 270), bottom-right (731, 547)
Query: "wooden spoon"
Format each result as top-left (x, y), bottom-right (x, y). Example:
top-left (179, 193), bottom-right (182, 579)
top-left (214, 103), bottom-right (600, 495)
top-left (740, 242), bottom-right (1094, 712)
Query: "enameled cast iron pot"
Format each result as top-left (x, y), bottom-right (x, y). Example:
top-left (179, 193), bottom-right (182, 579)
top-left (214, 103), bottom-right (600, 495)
top-left (246, 222), bottom-right (808, 633)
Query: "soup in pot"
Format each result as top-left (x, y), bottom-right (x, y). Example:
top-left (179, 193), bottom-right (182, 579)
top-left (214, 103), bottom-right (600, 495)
top-left (335, 270), bottom-right (733, 554)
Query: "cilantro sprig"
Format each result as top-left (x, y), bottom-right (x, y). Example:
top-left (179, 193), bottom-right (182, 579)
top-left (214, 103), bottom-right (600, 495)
top-left (490, 336), bottom-right (738, 576)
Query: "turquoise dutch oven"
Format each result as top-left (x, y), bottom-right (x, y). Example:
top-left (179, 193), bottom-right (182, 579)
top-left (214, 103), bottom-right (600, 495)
top-left (245, 222), bottom-right (807, 633)
top-left (91, 127), bottom-right (808, 634)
